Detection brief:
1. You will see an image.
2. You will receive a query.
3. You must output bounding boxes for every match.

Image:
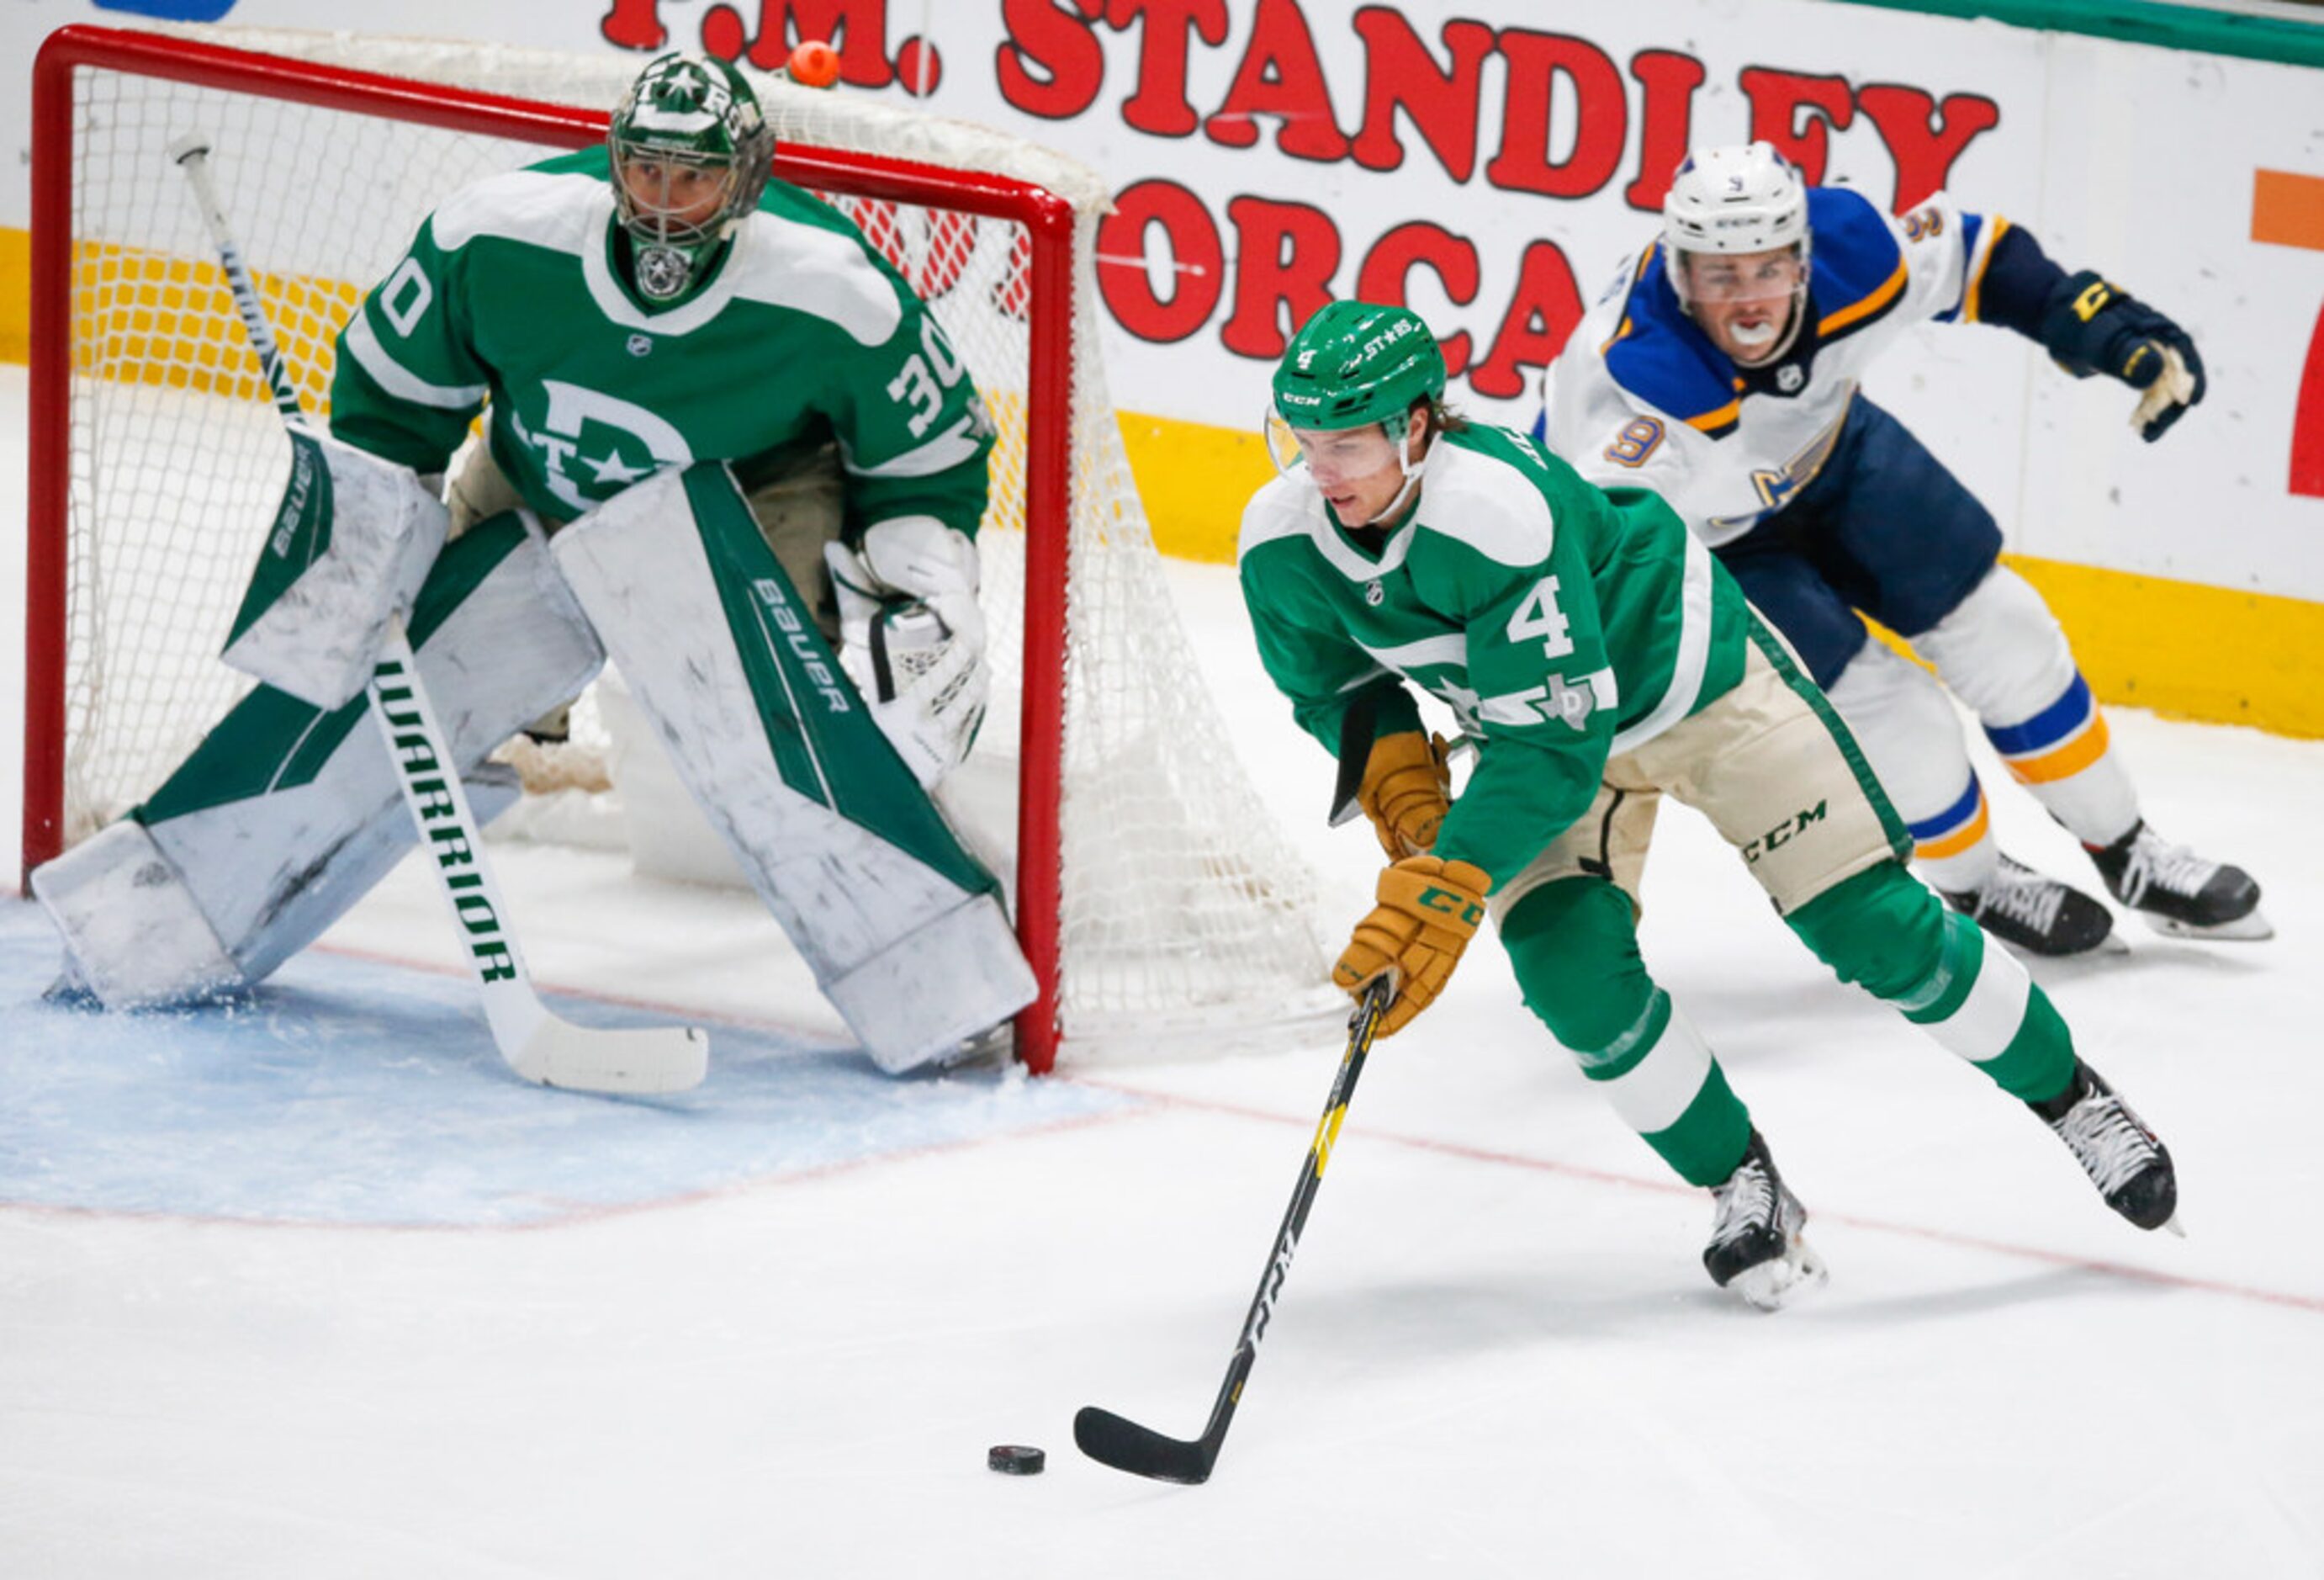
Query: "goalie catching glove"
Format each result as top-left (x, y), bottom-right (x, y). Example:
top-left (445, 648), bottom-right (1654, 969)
top-left (2037, 269), bottom-right (2206, 442)
top-left (824, 516), bottom-right (989, 788)
top-left (1356, 729), bottom-right (1453, 857)
top-left (1334, 856), bottom-right (1491, 1037)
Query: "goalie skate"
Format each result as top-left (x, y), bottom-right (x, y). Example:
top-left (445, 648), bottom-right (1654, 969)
top-left (2088, 821), bottom-right (2270, 941)
top-left (2033, 1060), bottom-right (2181, 1233)
top-left (1940, 854), bottom-right (2116, 957)
top-left (1703, 1132), bottom-right (1828, 1311)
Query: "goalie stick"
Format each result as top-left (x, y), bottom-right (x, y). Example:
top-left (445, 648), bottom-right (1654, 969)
top-left (1074, 973), bottom-right (1395, 1484)
top-left (169, 133), bottom-right (707, 1095)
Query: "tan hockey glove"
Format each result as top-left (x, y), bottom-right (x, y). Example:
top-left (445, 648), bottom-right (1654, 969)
top-left (1333, 856), bottom-right (1491, 1037)
top-left (1355, 730), bottom-right (1453, 858)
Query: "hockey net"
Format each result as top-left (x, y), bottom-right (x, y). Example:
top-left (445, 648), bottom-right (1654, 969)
top-left (24, 24), bottom-right (1338, 1070)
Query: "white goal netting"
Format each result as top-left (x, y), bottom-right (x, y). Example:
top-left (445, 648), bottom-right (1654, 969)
top-left (36, 24), bottom-right (1339, 1062)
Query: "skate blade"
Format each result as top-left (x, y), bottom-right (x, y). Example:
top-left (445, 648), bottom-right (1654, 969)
top-left (2162, 1213), bottom-right (2186, 1239)
top-left (2142, 907), bottom-right (2273, 942)
top-left (1733, 1238), bottom-right (1829, 1312)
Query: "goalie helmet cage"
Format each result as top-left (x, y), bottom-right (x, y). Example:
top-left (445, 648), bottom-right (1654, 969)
top-left (23, 24), bottom-right (1339, 1074)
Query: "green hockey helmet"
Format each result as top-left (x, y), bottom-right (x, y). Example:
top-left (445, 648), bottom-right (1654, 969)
top-left (608, 51), bottom-right (776, 300)
top-left (1271, 301), bottom-right (1448, 440)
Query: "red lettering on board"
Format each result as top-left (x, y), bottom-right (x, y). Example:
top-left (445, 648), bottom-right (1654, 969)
top-left (1204, 0), bottom-right (1348, 162)
top-left (1347, 8), bottom-right (1495, 183)
top-left (1740, 66), bottom-right (1854, 185)
top-left (997, 0), bottom-right (1107, 120)
top-left (1487, 29), bottom-right (1627, 200)
top-left (1220, 196), bottom-right (1342, 358)
top-left (1624, 50), bottom-right (1707, 211)
top-left (1855, 83), bottom-right (2003, 211)
top-left (1469, 240), bottom-right (1585, 400)
top-left (1355, 221), bottom-right (1481, 379)
top-left (1098, 180), bottom-right (1226, 342)
top-left (601, 0), bottom-right (668, 50)
top-left (1113, 0), bottom-right (1230, 138)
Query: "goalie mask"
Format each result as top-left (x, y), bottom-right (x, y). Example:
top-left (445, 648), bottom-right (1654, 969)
top-left (609, 52), bottom-right (776, 302)
top-left (1265, 301), bottom-right (1448, 525)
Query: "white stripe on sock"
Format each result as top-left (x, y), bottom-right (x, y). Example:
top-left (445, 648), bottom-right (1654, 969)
top-left (1920, 934), bottom-right (2032, 1066)
top-left (1596, 1001), bottom-right (1716, 1135)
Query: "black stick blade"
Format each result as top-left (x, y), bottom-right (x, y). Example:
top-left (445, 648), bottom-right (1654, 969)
top-left (1073, 1405), bottom-right (1218, 1485)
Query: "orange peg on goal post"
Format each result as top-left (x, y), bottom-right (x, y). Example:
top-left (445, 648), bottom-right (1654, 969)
top-left (787, 40), bottom-right (839, 88)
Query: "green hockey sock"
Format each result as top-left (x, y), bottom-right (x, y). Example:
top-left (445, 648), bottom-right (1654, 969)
top-left (1503, 878), bottom-right (1753, 1188)
top-left (1787, 863), bottom-right (2075, 1103)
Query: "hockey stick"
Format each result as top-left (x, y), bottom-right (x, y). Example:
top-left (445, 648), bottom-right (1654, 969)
top-left (170, 133), bottom-right (707, 1095)
top-left (1074, 973), bottom-right (1395, 1483)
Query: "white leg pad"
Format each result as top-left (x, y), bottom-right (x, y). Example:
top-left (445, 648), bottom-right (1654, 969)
top-left (30, 819), bottom-right (238, 1009)
top-left (31, 515), bottom-right (592, 1007)
top-left (220, 428), bottom-right (450, 711)
top-left (550, 465), bottom-right (1035, 1074)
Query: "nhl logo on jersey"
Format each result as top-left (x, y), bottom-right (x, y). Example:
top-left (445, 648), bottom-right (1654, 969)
top-left (626, 333), bottom-right (654, 358)
top-left (1364, 581), bottom-right (1384, 607)
top-left (1776, 364), bottom-right (1804, 394)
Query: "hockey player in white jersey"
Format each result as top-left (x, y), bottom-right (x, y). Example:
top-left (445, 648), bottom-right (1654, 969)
top-left (29, 52), bottom-right (1035, 1076)
top-left (1540, 142), bottom-right (2265, 956)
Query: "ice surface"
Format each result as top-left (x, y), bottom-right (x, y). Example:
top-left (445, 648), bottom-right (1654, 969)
top-left (4, 367), bottom-right (2321, 1577)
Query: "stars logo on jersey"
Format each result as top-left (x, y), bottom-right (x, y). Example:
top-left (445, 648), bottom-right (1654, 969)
top-left (1364, 581), bottom-right (1384, 607)
top-left (626, 333), bottom-right (654, 358)
top-left (511, 379), bottom-right (695, 512)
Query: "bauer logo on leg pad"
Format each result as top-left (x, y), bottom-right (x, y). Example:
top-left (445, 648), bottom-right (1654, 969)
top-left (752, 577), bottom-right (852, 714)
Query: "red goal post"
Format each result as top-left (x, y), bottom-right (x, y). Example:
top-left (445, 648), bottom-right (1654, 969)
top-left (22, 24), bottom-right (1337, 1072)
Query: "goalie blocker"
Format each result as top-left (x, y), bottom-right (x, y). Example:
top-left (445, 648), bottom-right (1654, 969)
top-left (550, 464), bottom-right (1035, 1074)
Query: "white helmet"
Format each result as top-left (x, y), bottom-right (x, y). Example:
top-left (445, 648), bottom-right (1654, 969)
top-left (1662, 141), bottom-right (1810, 265)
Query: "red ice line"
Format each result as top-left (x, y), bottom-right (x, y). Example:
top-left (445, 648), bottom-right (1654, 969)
top-left (1076, 1079), bottom-right (2324, 1318)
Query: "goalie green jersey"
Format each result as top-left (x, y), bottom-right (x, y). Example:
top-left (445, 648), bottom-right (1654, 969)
top-left (329, 147), bottom-right (992, 541)
top-left (1238, 423), bottom-right (1757, 887)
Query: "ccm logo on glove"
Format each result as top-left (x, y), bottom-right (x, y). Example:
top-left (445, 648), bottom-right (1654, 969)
top-left (1333, 856), bottom-right (1491, 1037)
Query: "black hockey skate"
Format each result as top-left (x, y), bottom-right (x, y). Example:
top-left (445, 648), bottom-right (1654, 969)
top-left (2088, 820), bottom-right (2270, 941)
top-left (1940, 854), bottom-right (2115, 957)
top-left (1704, 1132), bottom-right (1827, 1310)
top-left (2031, 1060), bottom-right (2179, 1233)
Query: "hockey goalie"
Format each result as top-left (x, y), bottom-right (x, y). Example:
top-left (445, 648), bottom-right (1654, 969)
top-left (29, 50), bottom-right (1037, 1077)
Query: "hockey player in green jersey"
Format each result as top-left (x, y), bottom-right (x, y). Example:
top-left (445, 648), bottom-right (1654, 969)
top-left (331, 48), bottom-right (996, 778)
top-left (29, 52), bottom-right (1035, 1078)
top-left (1240, 301), bottom-right (2180, 1307)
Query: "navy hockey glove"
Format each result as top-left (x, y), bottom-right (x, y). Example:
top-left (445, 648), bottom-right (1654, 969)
top-left (2037, 269), bottom-right (2206, 442)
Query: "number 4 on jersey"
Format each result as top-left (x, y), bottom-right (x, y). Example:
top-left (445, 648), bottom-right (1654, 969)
top-left (1506, 575), bottom-right (1575, 660)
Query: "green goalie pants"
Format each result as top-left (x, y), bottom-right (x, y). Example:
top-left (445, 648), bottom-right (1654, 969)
top-left (1489, 621), bottom-right (2080, 1189)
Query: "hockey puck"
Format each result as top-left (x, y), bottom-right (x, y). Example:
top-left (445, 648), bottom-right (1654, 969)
top-left (987, 1445), bottom-right (1046, 1475)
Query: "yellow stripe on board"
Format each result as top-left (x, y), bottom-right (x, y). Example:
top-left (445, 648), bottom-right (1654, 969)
top-left (0, 227), bottom-right (26, 364)
top-left (2007, 555), bottom-right (2323, 740)
top-left (69, 240), bottom-right (358, 410)
top-left (3, 227), bottom-right (2316, 740)
top-left (1115, 407), bottom-right (1273, 564)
